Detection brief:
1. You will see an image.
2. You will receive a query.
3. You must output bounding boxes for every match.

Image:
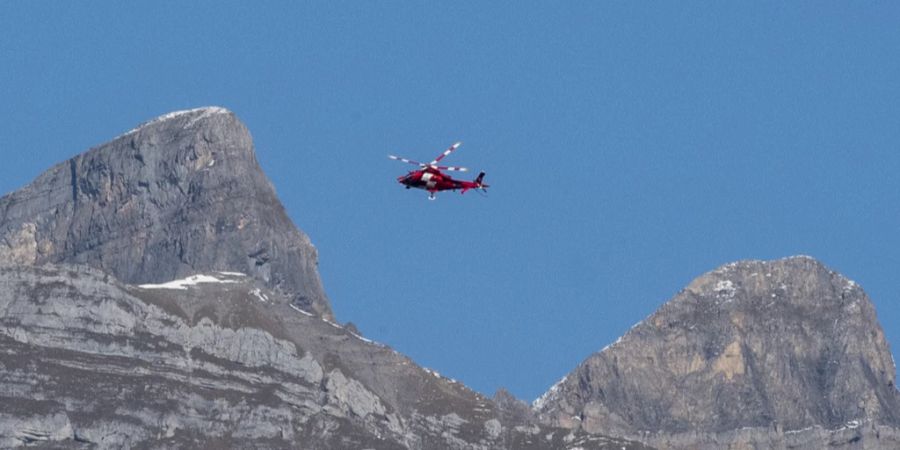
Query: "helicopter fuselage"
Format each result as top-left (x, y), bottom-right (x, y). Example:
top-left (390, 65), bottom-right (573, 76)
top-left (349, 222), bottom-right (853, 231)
top-left (398, 168), bottom-right (466, 192)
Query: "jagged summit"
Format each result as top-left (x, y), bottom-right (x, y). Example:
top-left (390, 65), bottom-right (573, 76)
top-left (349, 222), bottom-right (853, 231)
top-left (535, 256), bottom-right (900, 448)
top-left (0, 107), bottom-right (332, 319)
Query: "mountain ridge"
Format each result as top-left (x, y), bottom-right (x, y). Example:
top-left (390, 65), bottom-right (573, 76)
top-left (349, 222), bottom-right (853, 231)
top-left (2, 108), bottom-right (898, 449)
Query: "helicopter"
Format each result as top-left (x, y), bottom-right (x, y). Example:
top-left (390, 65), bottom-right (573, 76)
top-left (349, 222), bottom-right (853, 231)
top-left (389, 142), bottom-right (488, 200)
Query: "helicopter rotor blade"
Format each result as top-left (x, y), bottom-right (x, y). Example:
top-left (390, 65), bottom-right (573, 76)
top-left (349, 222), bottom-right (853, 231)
top-left (432, 165), bottom-right (469, 172)
top-left (388, 155), bottom-right (426, 167)
top-left (429, 142), bottom-right (462, 165)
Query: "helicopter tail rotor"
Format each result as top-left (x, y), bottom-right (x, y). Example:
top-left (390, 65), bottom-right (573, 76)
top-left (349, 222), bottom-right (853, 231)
top-left (474, 171), bottom-right (486, 187)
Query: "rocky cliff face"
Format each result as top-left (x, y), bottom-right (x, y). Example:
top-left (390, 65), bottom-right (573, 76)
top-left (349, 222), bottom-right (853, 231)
top-left (534, 256), bottom-right (900, 449)
top-left (0, 108), bottom-right (645, 449)
top-left (0, 107), bottom-right (331, 319)
top-left (0, 264), bottom-right (644, 449)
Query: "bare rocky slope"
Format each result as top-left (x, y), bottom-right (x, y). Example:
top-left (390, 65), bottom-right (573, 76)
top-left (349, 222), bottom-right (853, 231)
top-left (534, 256), bottom-right (900, 449)
top-left (0, 108), bottom-right (645, 449)
top-left (1, 264), bottom-right (647, 449)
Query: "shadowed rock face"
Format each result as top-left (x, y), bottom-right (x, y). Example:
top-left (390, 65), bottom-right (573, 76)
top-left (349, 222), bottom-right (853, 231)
top-left (535, 256), bottom-right (900, 449)
top-left (0, 107), bottom-right (331, 319)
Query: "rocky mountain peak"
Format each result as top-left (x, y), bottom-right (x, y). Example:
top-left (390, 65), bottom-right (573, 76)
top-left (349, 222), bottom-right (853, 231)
top-left (123, 106), bottom-right (233, 135)
top-left (0, 107), bottom-right (332, 319)
top-left (535, 256), bottom-right (900, 447)
top-left (0, 109), bottom-right (653, 449)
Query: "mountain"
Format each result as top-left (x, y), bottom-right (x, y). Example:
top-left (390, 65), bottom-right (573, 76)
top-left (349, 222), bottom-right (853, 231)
top-left (4, 107), bottom-right (898, 449)
top-left (534, 256), bottom-right (900, 449)
top-left (0, 108), bottom-right (645, 449)
top-left (0, 107), bottom-right (330, 319)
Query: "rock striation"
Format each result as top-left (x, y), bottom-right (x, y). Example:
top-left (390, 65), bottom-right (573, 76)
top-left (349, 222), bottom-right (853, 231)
top-left (0, 264), bottom-right (644, 449)
top-left (0, 107), bottom-right (331, 319)
top-left (534, 256), bottom-right (900, 449)
top-left (0, 108), bottom-right (646, 449)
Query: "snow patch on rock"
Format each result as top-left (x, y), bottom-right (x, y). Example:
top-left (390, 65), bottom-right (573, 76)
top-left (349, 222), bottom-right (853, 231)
top-left (715, 279), bottom-right (736, 302)
top-left (532, 374), bottom-right (568, 410)
top-left (137, 274), bottom-right (238, 290)
top-left (217, 271), bottom-right (247, 277)
top-left (288, 304), bottom-right (314, 317)
top-left (121, 106), bottom-right (231, 137)
top-left (249, 288), bottom-right (269, 303)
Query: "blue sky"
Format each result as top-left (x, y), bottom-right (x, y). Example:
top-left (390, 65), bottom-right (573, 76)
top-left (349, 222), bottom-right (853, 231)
top-left (2, 2), bottom-right (899, 401)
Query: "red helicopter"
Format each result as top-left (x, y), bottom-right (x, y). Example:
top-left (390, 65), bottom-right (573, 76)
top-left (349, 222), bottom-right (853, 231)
top-left (389, 142), bottom-right (488, 200)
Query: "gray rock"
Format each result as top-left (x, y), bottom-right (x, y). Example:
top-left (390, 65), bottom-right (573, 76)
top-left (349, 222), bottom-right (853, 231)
top-left (0, 412), bottom-right (73, 447)
top-left (0, 264), bottom-right (328, 448)
top-left (0, 264), bottom-right (643, 449)
top-left (493, 388), bottom-right (536, 426)
top-left (0, 107), bottom-right (331, 318)
top-left (535, 256), bottom-right (900, 449)
top-left (484, 419), bottom-right (502, 439)
top-left (325, 368), bottom-right (388, 419)
top-left (0, 108), bottom-right (651, 449)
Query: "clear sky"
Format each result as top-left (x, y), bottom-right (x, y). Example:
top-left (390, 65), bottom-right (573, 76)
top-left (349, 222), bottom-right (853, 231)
top-left (2, 2), bottom-right (899, 402)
